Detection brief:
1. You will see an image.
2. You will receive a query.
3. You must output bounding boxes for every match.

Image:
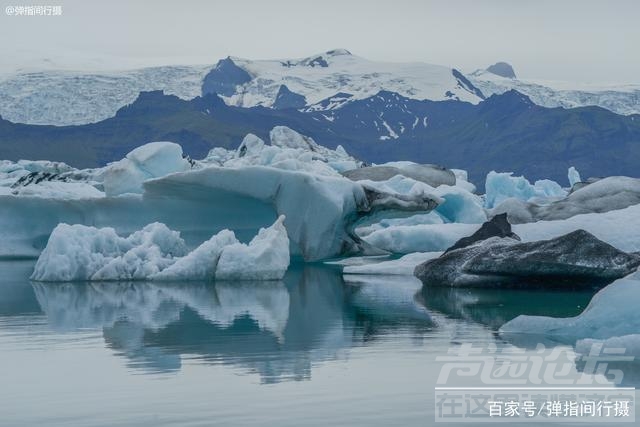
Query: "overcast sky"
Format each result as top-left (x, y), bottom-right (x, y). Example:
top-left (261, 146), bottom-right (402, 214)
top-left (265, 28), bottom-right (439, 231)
top-left (1, 0), bottom-right (638, 83)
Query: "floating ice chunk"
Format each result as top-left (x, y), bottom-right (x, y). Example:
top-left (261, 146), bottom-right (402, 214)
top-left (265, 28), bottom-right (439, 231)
top-left (31, 217), bottom-right (290, 281)
top-left (216, 215), bottom-right (290, 281)
top-left (356, 176), bottom-right (484, 223)
top-left (358, 175), bottom-right (438, 198)
top-left (489, 176), bottom-right (640, 224)
top-left (344, 162), bottom-right (456, 188)
top-left (145, 166), bottom-right (366, 261)
top-left (5, 181), bottom-right (104, 199)
top-left (451, 168), bottom-right (476, 193)
top-left (568, 166), bottom-right (582, 187)
top-left (222, 133), bottom-right (342, 176)
top-left (355, 212), bottom-right (445, 237)
top-left (361, 202), bottom-right (640, 254)
top-left (343, 252), bottom-right (442, 275)
top-left (514, 204), bottom-right (640, 253)
top-left (499, 277), bottom-right (640, 342)
top-left (431, 185), bottom-right (486, 223)
top-left (103, 142), bottom-right (192, 196)
top-left (237, 133), bottom-right (266, 157)
top-left (151, 229), bottom-right (239, 281)
top-left (484, 171), bottom-right (566, 209)
top-left (202, 146), bottom-right (236, 166)
top-left (363, 223), bottom-right (478, 254)
top-left (31, 222), bottom-right (188, 282)
top-left (270, 126), bottom-right (317, 150)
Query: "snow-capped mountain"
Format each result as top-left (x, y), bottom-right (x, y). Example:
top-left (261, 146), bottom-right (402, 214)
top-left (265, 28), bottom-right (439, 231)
top-left (2, 51), bottom-right (640, 127)
top-left (468, 64), bottom-right (640, 116)
top-left (0, 65), bottom-right (211, 125)
top-left (203, 49), bottom-right (485, 108)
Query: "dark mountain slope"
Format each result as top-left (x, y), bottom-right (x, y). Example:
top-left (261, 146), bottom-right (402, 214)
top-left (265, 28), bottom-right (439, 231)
top-left (1, 89), bottom-right (639, 186)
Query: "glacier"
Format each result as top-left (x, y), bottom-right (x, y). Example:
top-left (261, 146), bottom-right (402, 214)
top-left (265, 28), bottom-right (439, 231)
top-left (208, 49), bottom-right (485, 108)
top-left (468, 68), bottom-right (640, 116)
top-left (31, 216), bottom-right (289, 282)
top-left (2, 53), bottom-right (639, 131)
top-left (0, 65), bottom-right (211, 125)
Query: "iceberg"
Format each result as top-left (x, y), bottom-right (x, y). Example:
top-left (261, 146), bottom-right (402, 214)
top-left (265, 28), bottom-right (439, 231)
top-left (490, 176), bottom-right (640, 224)
top-left (150, 229), bottom-right (239, 281)
top-left (361, 203), bottom-right (640, 255)
top-left (30, 216), bottom-right (290, 281)
top-left (102, 141), bottom-right (193, 196)
top-left (484, 171), bottom-right (566, 209)
top-left (361, 223), bottom-right (478, 254)
top-left (499, 277), bottom-right (640, 343)
top-left (144, 165), bottom-right (367, 261)
top-left (343, 162), bottom-right (456, 188)
top-left (30, 222), bottom-right (188, 282)
top-left (215, 216), bottom-right (290, 281)
top-left (568, 166), bottom-right (582, 187)
top-left (343, 252), bottom-right (441, 275)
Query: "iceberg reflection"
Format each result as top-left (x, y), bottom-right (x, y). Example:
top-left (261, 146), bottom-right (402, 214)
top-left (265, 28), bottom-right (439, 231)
top-left (31, 267), bottom-right (358, 381)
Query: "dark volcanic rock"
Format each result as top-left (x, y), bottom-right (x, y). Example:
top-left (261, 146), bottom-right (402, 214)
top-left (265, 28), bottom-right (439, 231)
top-left (445, 213), bottom-right (519, 253)
top-left (415, 229), bottom-right (640, 288)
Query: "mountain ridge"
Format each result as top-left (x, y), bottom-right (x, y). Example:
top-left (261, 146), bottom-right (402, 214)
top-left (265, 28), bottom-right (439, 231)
top-left (1, 88), bottom-right (639, 187)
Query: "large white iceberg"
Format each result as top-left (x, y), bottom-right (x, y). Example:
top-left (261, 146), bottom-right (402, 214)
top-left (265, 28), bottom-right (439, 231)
top-left (499, 276), bottom-right (640, 343)
top-left (144, 165), bottom-right (366, 261)
top-left (484, 171), bottom-right (566, 209)
top-left (30, 216), bottom-right (290, 281)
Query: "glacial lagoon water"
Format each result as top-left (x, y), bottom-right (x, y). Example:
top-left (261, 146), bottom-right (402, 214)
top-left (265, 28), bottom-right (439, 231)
top-left (0, 260), bottom-right (638, 426)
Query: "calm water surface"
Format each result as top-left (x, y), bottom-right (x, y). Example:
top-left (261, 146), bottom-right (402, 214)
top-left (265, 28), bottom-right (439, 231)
top-left (0, 261), bottom-right (637, 426)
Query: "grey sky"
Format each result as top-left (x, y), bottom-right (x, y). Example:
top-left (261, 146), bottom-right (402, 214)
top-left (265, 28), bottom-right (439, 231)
top-left (1, 0), bottom-right (638, 83)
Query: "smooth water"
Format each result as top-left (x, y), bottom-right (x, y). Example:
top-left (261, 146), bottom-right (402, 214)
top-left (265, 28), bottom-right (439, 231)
top-left (0, 260), bottom-right (637, 426)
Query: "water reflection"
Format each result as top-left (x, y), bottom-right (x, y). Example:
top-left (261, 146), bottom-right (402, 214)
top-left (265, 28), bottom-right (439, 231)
top-left (3, 259), bottom-right (638, 387)
top-left (419, 285), bottom-right (596, 329)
